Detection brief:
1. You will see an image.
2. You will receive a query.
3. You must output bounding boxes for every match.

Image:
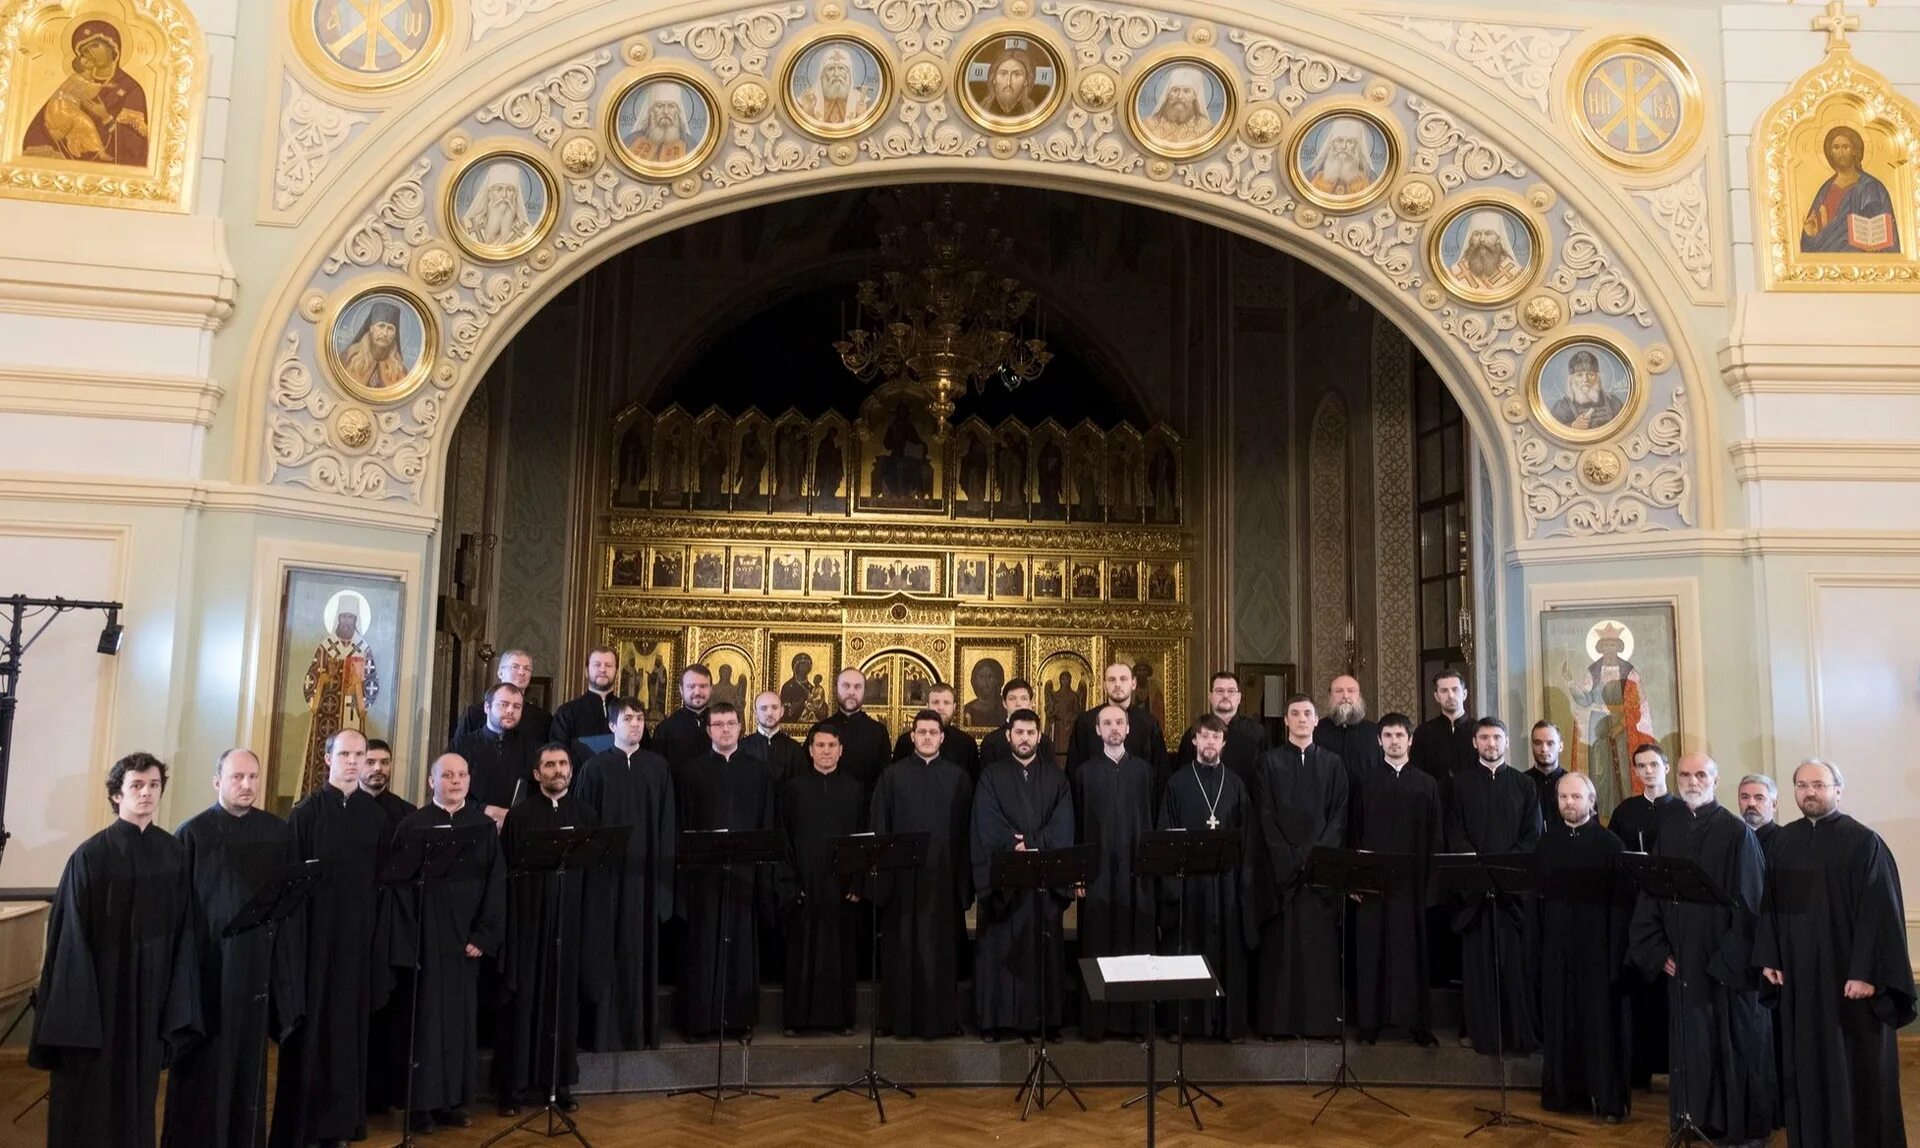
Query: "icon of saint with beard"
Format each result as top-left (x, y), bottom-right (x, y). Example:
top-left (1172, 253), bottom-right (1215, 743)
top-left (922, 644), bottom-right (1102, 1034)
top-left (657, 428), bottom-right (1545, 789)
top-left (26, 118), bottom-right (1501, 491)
top-left (1142, 66), bottom-right (1215, 145)
top-left (626, 83), bottom-right (693, 164)
top-left (1304, 116), bottom-right (1383, 198)
top-left (796, 46), bottom-right (872, 127)
top-left (459, 162), bottom-right (533, 249)
top-left (1448, 210), bottom-right (1526, 294)
top-left (1548, 349), bottom-right (1625, 432)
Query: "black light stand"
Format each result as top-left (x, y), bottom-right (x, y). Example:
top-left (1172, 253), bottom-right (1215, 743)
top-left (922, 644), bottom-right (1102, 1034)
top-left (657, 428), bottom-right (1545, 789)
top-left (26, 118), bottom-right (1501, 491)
top-left (813, 831), bottom-right (929, 1123)
top-left (1302, 846), bottom-right (1409, 1123)
top-left (0, 595), bottom-right (124, 868)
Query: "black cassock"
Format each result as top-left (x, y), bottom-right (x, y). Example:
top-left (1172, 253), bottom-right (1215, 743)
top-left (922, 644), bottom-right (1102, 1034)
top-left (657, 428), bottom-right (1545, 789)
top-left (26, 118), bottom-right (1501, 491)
top-left (774, 766), bottom-right (866, 1030)
top-left (1628, 800), bottom-right (1774, 1142)
top-left (1351, 760), bottom-right (1441, 1035)
top-left (652, 705), bottom-right (710, 771)
top-left (1535, 819), bottom-right (1632, 1120)
top-left (1756, 813), bottom-right (1916, 1148)
top-left (1176, 714), bottom-right (1270, 802)
top-left (868, 755), bottom-right (973, 1036)
top-left (970, 758), bottom-right (1075, 1033)
top-left (1251, 742), bottom-right (1348, 1037)
top-left (1069, 702), bottom-right (1169, 794)
top-left (1411, 713), bottom-right (1476, 790)
top-left (451, 725), bottom-right (542, 811)
top-left (1158, 762), bottom-right (1262, 1040)
top-left (271, 786), bottom-right (388, 1148)
top-left (1608, 792), bottom-right (1676, 853)
top-left (494, 792), bottom-right (604, 1101)
top-left (981, 725), bottom-right (1056, 769)
top-left (743, 728), bottom-right (808, 785)
top-left (549, 689), bottom-right (614, 750)
top-left (30, 820), bottom-right (199, 1148)
top-left (161, 806), bottom-right (302, 1148)
top-left (676, 750), bottom-right (778, 1038)
top-left (364, 789), bottom-right (416, 1116)
top-left (1312, 717), bottom-right (1382, 791)
top-left (452, 698), bottom-right (551, 750)
top-left (387, 803), bottom-right (505, 1114)
top-left (1525, 766), bottom-right (1566, 825)
top-left (823, 708), bottom-right (893, 790)
top-left (895, 724), bottom-right (981, 782)
top-left (1447, 764), bottom-right (1543, 1055)
top-left (1072, 752), bottom-right (1157, 1038)
top-left (574, 745), bottom-right (676, 1050)
top-left (1608, 790), bottom-right (1676, 1086)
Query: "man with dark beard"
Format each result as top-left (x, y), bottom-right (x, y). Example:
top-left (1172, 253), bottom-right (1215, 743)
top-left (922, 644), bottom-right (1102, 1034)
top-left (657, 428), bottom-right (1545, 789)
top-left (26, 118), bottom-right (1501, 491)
top-left (1350, 714), bottom-right (1440, 1046)
top-left (1312, 673), bottom-right (1381, 791)
top-left (985, 49), bottom-right (1040, 116)
top-left (1628, 753), bottom-right (1775, 1147)
top-left (360, 738), bottom-right (414, 831)
top-left (1158, 716), bottom-right (1260, 1041)
top-left (893, 682), bottom-right (980, 781)
top-left (823, 667), bottom-right (893, 790)
top-left (450, 649), bottom-right (549, 745)
top-left (775, 725), bottom-right (866, 1036)
top-left (652, 663), bottom-right (713, 771)
top-left (1608, 741), bottom-right (1677, 1090)
top-left (1250, 694), bottom-right (1347, 1039)
top-left (1448, 717), bottom-right (1543, 1055)
top-left (980, 678), bottom-right (1056, 768)
top-left (1176, 670), bottom-right (1270, 801)
top-left (451, 681), bottom-right (542, 830)
top-left (549, 646), bottom-right (619, 753)
top-left (1067, 662), bottom-right (1168, 787)
top-left (1071, 703), bottom-right (1157, 1039)
top-left (1411, 669), bottom-right (1476, 788)
top-left (1758, 759), bottom-right (1915, 1148)
top-left (1523, 721), bottom-right (1569, 824)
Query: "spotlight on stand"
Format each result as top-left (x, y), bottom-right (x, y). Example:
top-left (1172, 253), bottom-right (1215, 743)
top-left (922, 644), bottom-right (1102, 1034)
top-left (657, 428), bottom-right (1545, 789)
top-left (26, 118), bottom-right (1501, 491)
top-left (97, 610), bottom-right (124, 656)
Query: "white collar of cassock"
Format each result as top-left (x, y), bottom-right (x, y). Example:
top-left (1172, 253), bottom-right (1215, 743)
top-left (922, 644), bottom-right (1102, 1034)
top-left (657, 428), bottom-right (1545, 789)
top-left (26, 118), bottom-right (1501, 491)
top-left (1103, 744), bottom-right (1127, 762)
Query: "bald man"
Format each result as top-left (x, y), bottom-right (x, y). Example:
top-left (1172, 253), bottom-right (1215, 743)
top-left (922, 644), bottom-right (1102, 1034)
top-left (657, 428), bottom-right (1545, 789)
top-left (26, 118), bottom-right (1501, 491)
top-left (822, 667), bottom-right (892, 789)
top-left (743, 689), bottom-right (807, 784)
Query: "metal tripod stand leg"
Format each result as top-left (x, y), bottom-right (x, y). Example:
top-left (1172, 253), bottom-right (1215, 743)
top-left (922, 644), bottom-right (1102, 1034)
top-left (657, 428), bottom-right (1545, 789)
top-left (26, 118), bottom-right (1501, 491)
top-left (1312, 893), bottom-right (1407, 1124)
top-left (1461, 891), bottom-right (1570, 1139)
top-left (813, 864), bottom-right (914, 1123)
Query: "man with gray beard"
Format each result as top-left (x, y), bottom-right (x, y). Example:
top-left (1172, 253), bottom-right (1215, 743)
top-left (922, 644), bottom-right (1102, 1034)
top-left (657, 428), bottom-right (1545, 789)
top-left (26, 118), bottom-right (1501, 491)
top-left (1305, 118), bottom-right (1379, 195)
top-left (627, 87), bottom-right (690, 164)
top-left (1738, 773), bottom-right (1779, 851)
top-left (1142, 66), bottom-right (1213, 143)
top-left (1312, 673), bottom-right (1381, 792)
top-left (1549, 350), bottom-right (1623, 432)
top-left (798, 46), bottom-right (869, 125)
top-left (1448, 210), bottom-right (1525, 292)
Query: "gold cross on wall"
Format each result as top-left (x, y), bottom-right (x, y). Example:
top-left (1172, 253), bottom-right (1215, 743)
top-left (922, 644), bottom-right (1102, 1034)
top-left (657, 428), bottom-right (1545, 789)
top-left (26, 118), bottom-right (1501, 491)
top-left (1805, 0), bottom-right (1874, 51)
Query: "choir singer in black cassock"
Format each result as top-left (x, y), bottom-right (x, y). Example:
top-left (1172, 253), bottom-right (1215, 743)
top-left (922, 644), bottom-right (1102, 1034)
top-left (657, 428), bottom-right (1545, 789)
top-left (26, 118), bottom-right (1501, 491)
top-left (359, 738), bottom-right (416, 1118)
top-left (744, 690), bottom-right (807, 784)
top-left (824, 667), bottom-right (894, 790)
top-left (651, 663), bottom-right (713, 771)
top-left (1608, 741), bottom-right (1676, 1090)
top-left (451, 649), bottom-right (551, 747)
top-left (1522, 721), bottom-right (1569, 826)
top-left (980, 679), bottom-right (1055, 768)
top-left (1251, 694), bottom-right (1348, 1039)
top-left (31, 753), bottom-right (199, 1148)
top-left (451, 681), bottom-right (542, 830)
top-left (1067, 662), bottom-right (1169, 786)
top-left (162, 749), bottom-right (303, 1148)
top-left (1157, 715), bottom-right (1261, 1042)
top-left (971, 708), bottom-right (1075, 1041)
top-left (1411, 669), bottom-right (1476, 787)
top-left (868, 709), bottom-right (974, 1037)
top-left (1175, 671), bottom-right (1269, 801)
top-left (675, 701), bottom-right (779, 1039)
top-left (1312, 674), bottom-right (1382, 788)
top-left (1447, 717), bottom-right (1543, 1055)
top-left (894, 683), bottom-right (981, 781)
top-left (388, 753), bottom-right (505, 1134)
top-left (495, 743), bottom-right (603, 1117)
top-left (1534, 771), bottom-right (1633, 1124)
top-left (1350, 714), bottom-right (1440, 1046)
top-left (1627, 753), bottom-right (1775, 1146)
top-left (575, 696), bottom-right (676, 1051)
top-left (775, 724), bottom-right (867, 1036)
top-left (549, 646), bottom-right (618, 750)
top-left (1072, 704), bottom-right (1157, 1040)
top-left (1758, 759), bottom-right (1916, 1148)
top-left (271, 729), bottom-right (389, 1148)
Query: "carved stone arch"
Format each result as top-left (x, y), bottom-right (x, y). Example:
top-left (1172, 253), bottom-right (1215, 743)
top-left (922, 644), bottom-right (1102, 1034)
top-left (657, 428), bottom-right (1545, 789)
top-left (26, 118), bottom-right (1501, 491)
top-left (1307, 390), bottom-right (1350, 700)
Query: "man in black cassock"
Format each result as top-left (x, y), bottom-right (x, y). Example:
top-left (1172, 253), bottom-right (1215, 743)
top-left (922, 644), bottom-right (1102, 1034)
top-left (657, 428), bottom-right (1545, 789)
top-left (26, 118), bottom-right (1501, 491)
top-left (824, 666), bottom-right (893, 790)
top-left (1758, 759), bottom-right (1915, 1148)
top-left (1628, 753), bottom-right (1775, 1146)
top-left (358, 738), bottom-right (417, 1118)
top-left (971, 708), bottom-right (1075, 1040)
top-left (1175, 670), bottom-right (1270, 801)
top-left (163, 749), bottom-right (302, 1148)
top-left (1072, 703), bottom-right (1157, 1039)
top-left (1448, 717), bottom-right (1543, 1055)
top-left (1738, 773), bottom-right (1779, 850)
top-left (1250, 694), bottom-right (1347, 1038)
top-left (362, 738), bottom-right (416, 830)
top-left (495, 743), bottom-right (603, 1116)
top-left (980, 678), bottom-right (1056, 768)
top-left (1535, 771), bottom-right (1632, 1123)
top-left (894, 682), bottom-right (980, 781)
top-left (868, 708), bottom-right (973, 1037)
top-left (389, 753), bottom-right (504, 1133)
top-left (1313, 674), bottom-right (1381, 790)
top-left (1523, 721), bottom-right (1569, 824)
top-left (774, 725), bottom-right (866, 1035)
top-left (1351, 713), bottom-right (1440, 1046)
top-left (1609, 740), bottom-right (1676, 1089)
top-left (272, 729), bottom-right (390, 1148)
top-left (451, 680), bottom-right (542, 830)
top-left (575, 696), bottom-right (676, 1051)
top-left (1158, 715), bottom-right (1261, 1041)
top-left (1067, 662), bottom-right (1169, 789)
top-left (652, 663), bottom-right (713, 771)
top-left (1411, 669), bottom-right (1476, 787)
top-left (676, 701), bottom-right (778, 1038)
top-left (549, 645), bottom-right (618, 750)
top-left (744, 690), bottom-right (807, 784)
top-left (32, 752), bottom-right (199, 1148)
top-left (451, 649), bottom-right (550, 747)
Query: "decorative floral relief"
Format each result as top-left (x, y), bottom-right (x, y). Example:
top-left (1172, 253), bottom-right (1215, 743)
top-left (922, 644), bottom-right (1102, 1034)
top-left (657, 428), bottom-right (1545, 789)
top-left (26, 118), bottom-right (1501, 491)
top-left (322, 157), bottom-right (433, 275)
top-left (1023, 105), bottom-right (1139, 172)
top-left (659, 5), bottom-right (806, 82)
top-left (1546, 210), bottom-right (1653, 328)
top-left (864, 99), bottom-right (989, 159)
top-left (273, 75), bottom-right (372, 213)
top-left (1407, 94), bottom-right (1526, 191)
top-left (1632, 165), bottom-right (1714, 291)
top-left (1362, 14), bottom-right (1573, 117)
top-left (857, 0), bottom-right (999, 56)
top-left (1041, 1), bottom-right (1178, 69)
top-left (476, 49), bottom-right (612, 145)
top-left (1229, 31), bottom-right (1359, 110)
top-left (472, 0), bottom-right (568, 43)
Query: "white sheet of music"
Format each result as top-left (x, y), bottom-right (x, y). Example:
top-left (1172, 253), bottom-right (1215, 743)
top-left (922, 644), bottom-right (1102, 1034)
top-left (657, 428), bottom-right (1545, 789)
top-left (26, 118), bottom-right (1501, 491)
top-left (1097, 954), bottom-right (1208, 983)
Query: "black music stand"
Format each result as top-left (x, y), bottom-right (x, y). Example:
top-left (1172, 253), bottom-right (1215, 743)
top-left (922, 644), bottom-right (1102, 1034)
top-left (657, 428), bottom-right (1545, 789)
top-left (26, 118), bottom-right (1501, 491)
top-left (224, 857), bottom-right (329, 1148)
top-left (481, 823), bottom-right (628, 1148)
top-left (1125, 828), bottom-right (1239, 1128)
top-left (668, 828), bottom-right (786, 1122)
top-left (990, 844), bottom-right (1092, 1120)
top-left (1082, 955), bottom-right (1219, 1148)
top-left (1432, 851), bottom-right (1569, 1139)
top-left (382, 824), bottom-right (488, 1148)
top-left (1618, 852), bottom-right (1735, 1148)
top-left (1302, 846), bottom-right (1410, 1122)
top-left (812, 831), bottom-right (929, 1123)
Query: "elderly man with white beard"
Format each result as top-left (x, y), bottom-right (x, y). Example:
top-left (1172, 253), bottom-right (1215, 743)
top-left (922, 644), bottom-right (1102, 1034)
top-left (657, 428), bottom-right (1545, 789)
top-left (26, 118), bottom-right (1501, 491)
top-left (799, 46), bottom-right (869, 125)
top-left (1449, 210), bottom-right (1525, 292)
top-left (1142, 66), bottom-right (1213, 142)
top-left (1305, 118), bottom-right (1380, 196)
top-left (460, 162), bottom-right (532, 248)
top-left (628, 85), bottom-right (690, 163)
top-left (1549, 349), bottom-right (1624, 431)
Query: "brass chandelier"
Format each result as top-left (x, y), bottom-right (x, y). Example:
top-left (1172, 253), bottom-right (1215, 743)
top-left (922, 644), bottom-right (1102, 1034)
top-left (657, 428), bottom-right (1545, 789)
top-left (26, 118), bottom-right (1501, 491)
top-left (834, 190), bottom-right (1052, 434)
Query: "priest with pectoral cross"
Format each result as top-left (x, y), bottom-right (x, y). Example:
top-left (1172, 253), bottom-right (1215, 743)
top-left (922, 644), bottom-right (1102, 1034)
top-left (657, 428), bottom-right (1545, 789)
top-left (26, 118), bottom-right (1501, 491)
top-left (1157, 714), bottom-right (1260, 1041)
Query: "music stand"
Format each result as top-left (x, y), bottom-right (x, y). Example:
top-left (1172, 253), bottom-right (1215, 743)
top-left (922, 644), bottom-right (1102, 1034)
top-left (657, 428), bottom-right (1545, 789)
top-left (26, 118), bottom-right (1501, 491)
top-left (1082, 955), bottom-right (1219, 1148)
top-left (381, 824), bottom-right (487, 1148)
top-left (1125, 828), bottom-right (1239, 1129)
top-left (1432, 851), bottom-right (1569, 1139)
top-left (223, 856), bottom-right (329, 1148)
top-left (1302, 846), bottom-right (1410, 1122)
top-left (1617, 852), bottom-right (1735, 1148)
top-left (481, 824), bottom-right (628, 1148)
top-left (668, 828), bottom-right (787, 1122)
top-left (990, 844), bottom-right (1092, 1119)
top-left (812, 831), bottom-right (929, 1123)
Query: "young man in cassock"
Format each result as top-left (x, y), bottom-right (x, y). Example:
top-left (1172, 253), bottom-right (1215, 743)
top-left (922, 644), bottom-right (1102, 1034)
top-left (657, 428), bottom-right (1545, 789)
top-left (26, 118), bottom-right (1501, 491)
top-left (980, 678), bottom-right (1056, 768)
top-left (1072, 703), bottom-right (1157, 1039)
top-left (1067, 663), bottom-right (1169, 789)
top-left (271, 729), bottom-right (390, 1148)
top-left (1312, 674), bottom-right (1381, 789)
top-left (496, 743), bottom-right (602, 1116)
top-left (1523, 721), bottom-right (1569, 825)
top-left (1628, 752), bottom-right (1775, 1147)
top-left (450, 680), bottom-right (542, 829)
top-left (1535, 771), bottom-right (1632, 1124)
top-left (744, 689), bottom-right (807, 784)
top-left (675, 701), bottom-right (779, 1039)
top-left (574, 695), bottom-right (676, 1051)
top-left (774, 724), bottom-right (866, 1035)
top-left (162, 749), bottom-right (302, 1148)
top-left (651, 663), bottom-right (713, 771)
top-left (1609, 741), bottom-right (1677, 1089)
top-left (1447, 717), bottom-right (1543, 1055)
top-left (971, 708), bottom-right (1075, 1041)
top-left (388, 753), bottom-right (505, 1134)
top-left (868, 708), bottom-right (974, 1037)
top-left (1410, 669), bottom-right (1476, 787)
top-left (451, 649), bottom-right (550, 747)
top-left (1758, 759), bottom-right (1915, 1148)
top-left (548, 645), bottom-right (618, 750)
top-left (1250, 694), bottom-right (1348, 1038)
top-left (893, 682), bottom-right (981, 781)
top-left (1175, 671), bottom-right (1270, 802)
top-left (1350, 713), bottom-right (1440, 1046)
top-left (31, 752), bottom-right (199, 1148)
top-left (362, 738), bottom-right (416, 831)
top-left (824, 666), bottom-right (894, 790)
top-left (359, 737), bottom-right (417, 1117)
top-left (1158, 714), bottom-right (1261, 1041)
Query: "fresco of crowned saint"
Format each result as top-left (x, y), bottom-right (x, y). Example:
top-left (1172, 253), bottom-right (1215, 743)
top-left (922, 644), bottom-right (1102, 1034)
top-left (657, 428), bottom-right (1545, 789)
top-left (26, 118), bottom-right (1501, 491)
top-left (301, 590), bottom-right (380, 793)
top-left (1561, 621), bottom-right (1657, 813)
top-left (790, 42), bottom-right (881, 129)
top-left (22, 21), bottom-right (148, 166)
top-left (1801, 125), bottom-right (1900, 254)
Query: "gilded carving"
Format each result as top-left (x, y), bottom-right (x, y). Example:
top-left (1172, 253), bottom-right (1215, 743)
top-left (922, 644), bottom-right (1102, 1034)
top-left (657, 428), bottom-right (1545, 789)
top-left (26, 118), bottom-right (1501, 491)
top-left (272, 74), bottom-right (372, 214)
top-left (559, 135), bottom-right (600, 173)
top-left (1566, 35), bottom-right (1702, 173)
top-left (334, 406), bottom-right (374, 449)
top-left (295, 0), bottom-right (450, 92)
top-left (1241, 104), bottom-right (1283, 147)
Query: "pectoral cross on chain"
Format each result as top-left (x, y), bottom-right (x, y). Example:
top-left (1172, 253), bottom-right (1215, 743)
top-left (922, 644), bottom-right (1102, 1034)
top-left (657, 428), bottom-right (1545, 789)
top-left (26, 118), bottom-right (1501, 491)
top-left (1206, 814), bottom-right (1220, 830)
